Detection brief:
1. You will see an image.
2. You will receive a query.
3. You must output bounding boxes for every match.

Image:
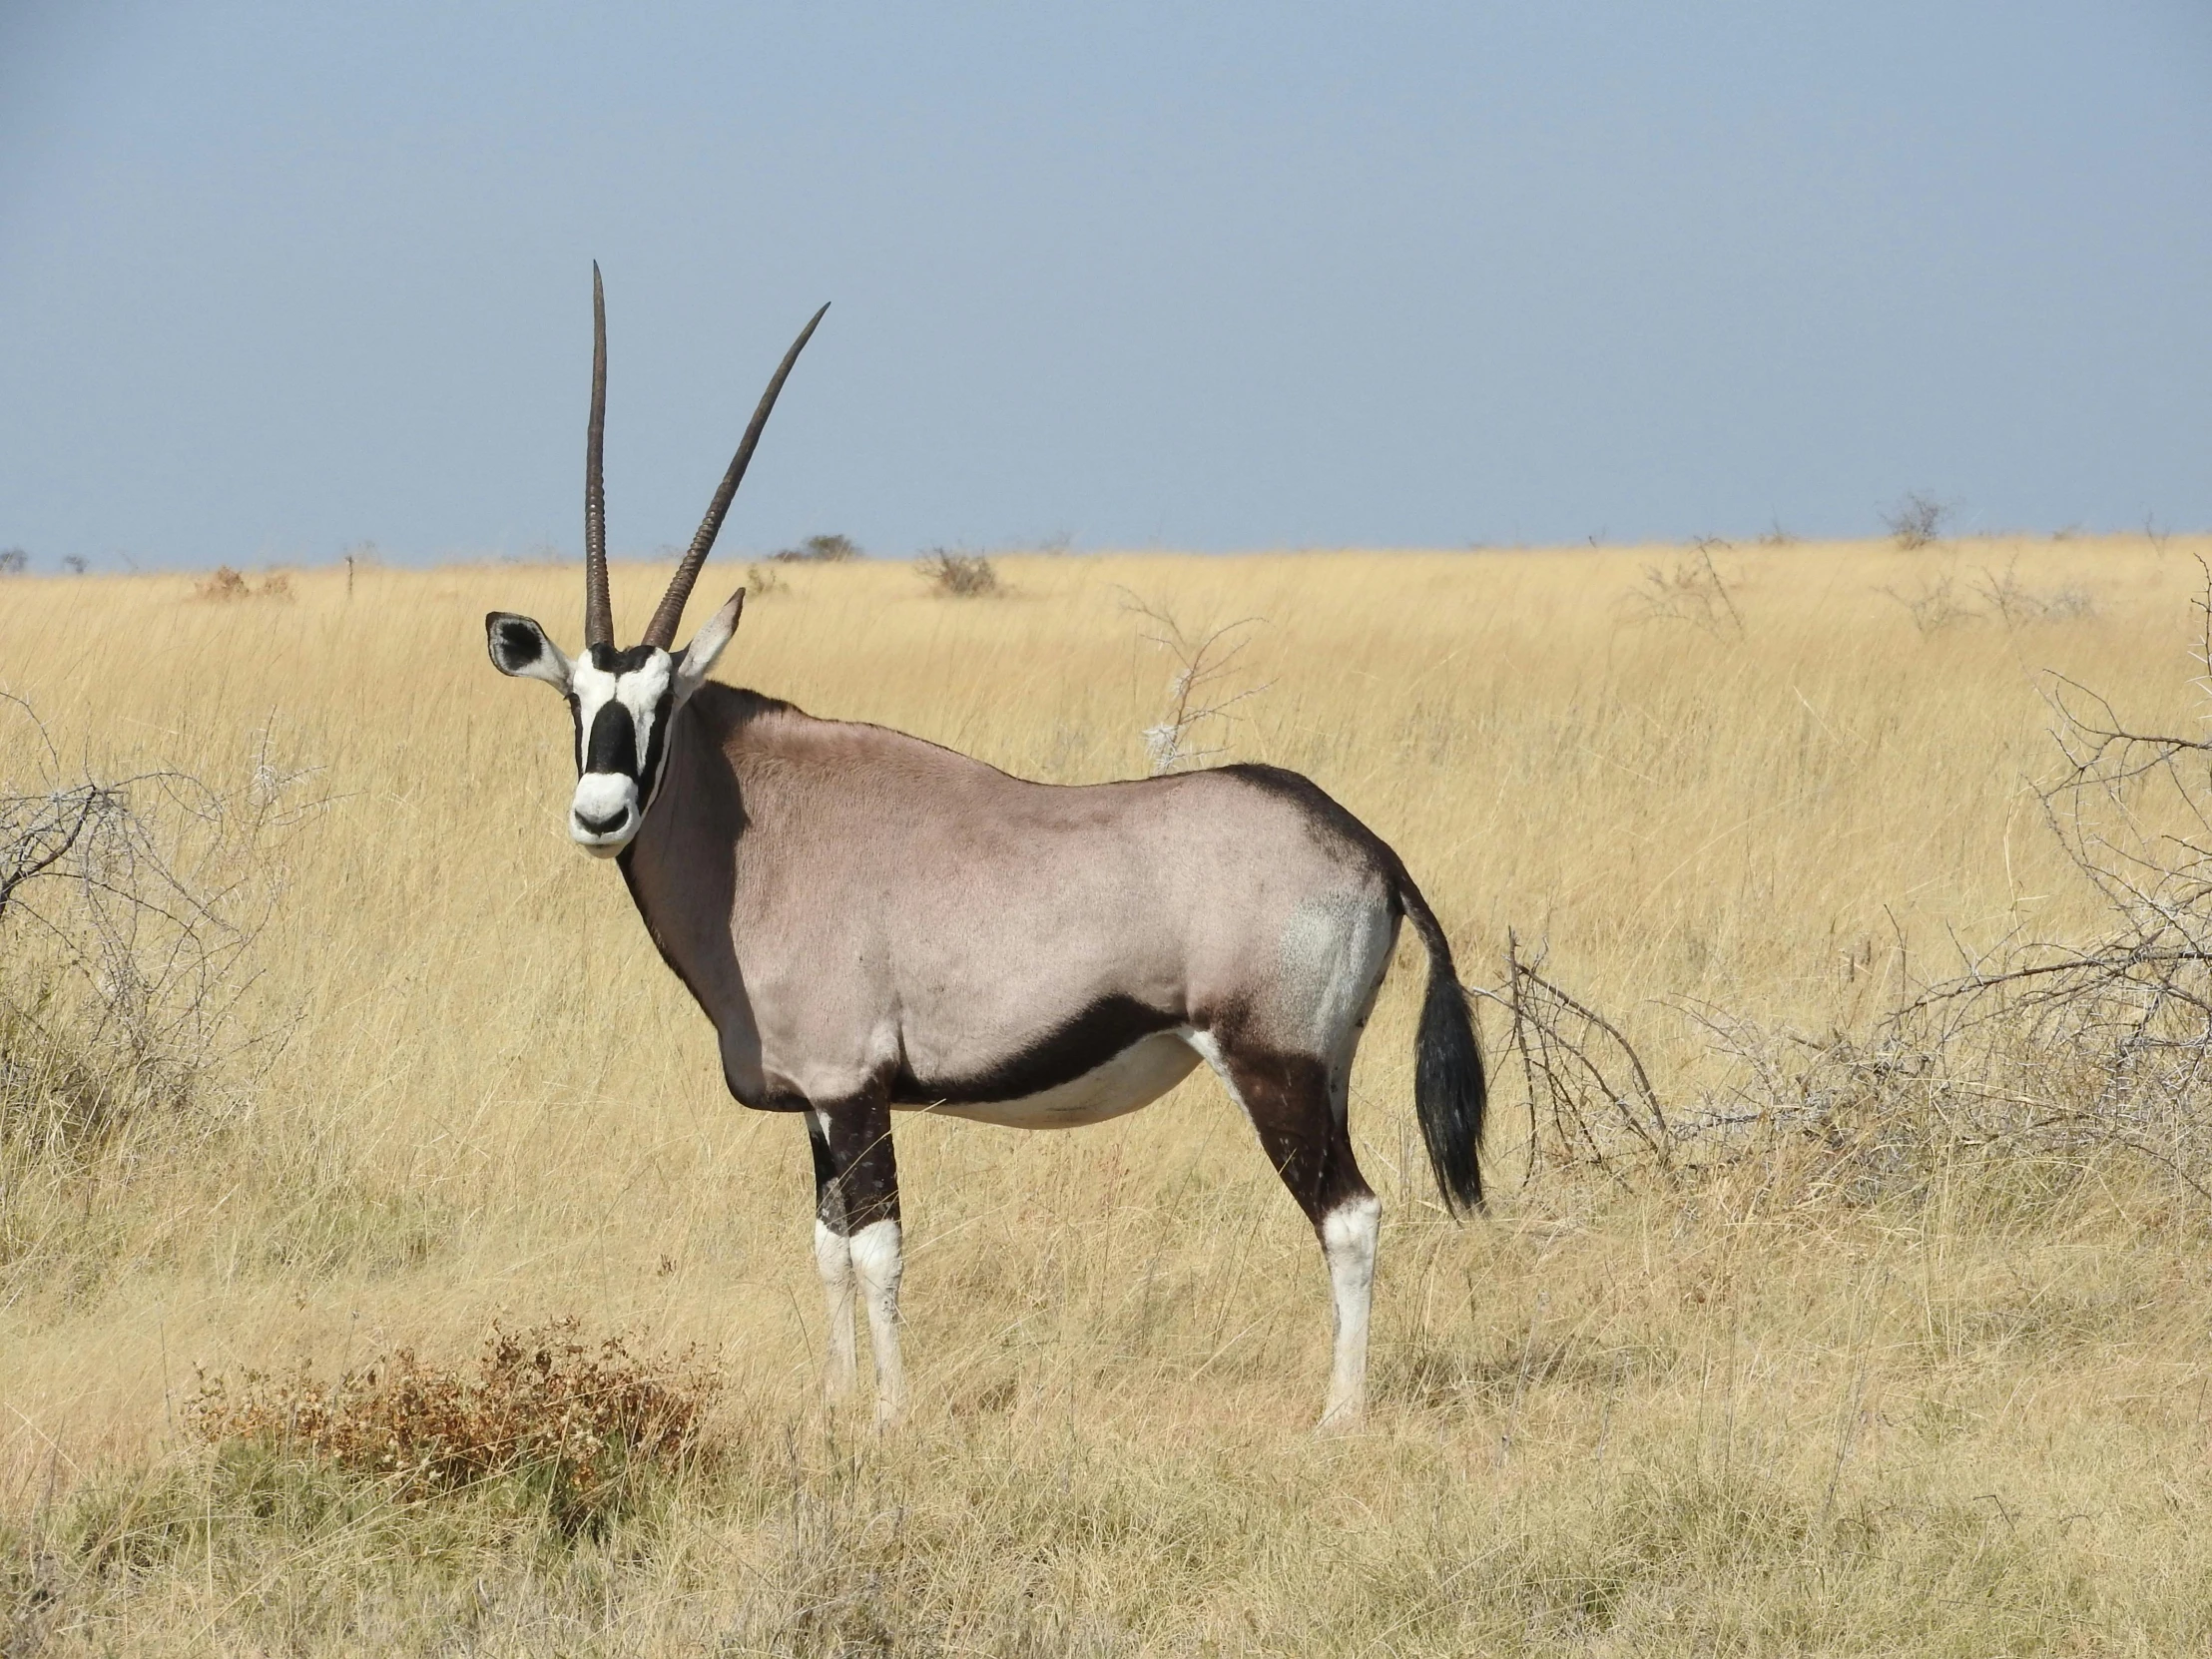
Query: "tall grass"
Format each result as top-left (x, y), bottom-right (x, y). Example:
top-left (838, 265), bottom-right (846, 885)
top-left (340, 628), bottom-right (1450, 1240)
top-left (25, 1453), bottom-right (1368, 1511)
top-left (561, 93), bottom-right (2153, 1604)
top-left (5, 539), bottom-right (2212, 1652)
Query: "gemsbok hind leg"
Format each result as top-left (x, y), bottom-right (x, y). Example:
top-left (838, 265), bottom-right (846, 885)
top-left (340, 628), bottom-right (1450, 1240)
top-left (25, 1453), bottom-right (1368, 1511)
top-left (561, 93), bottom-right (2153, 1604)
top-left (807, 1101), bottom-right (906, 1426)
top-left (806, 1115), bottom-right (858, 1401)
top-left (1196, 1036), bottom-right (1382, 1428)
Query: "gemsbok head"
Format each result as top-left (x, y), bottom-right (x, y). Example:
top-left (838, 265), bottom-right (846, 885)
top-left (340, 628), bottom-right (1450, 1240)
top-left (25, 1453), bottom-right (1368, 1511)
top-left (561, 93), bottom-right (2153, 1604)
top-left (486, 270), bottom-right (1485, 1429)
top-left (486, 266), bottom-right (825, 856)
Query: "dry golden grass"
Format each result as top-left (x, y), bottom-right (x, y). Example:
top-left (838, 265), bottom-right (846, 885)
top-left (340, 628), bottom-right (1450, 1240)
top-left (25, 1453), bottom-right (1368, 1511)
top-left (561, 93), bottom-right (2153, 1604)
top-left (7, 538), bottom-right (2212, 1653)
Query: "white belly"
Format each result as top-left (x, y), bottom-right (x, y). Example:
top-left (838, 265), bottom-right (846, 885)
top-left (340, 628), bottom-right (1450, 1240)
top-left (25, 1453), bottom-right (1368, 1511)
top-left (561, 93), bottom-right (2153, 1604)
top-left (900, 1029), bottom-right (1203, 1129)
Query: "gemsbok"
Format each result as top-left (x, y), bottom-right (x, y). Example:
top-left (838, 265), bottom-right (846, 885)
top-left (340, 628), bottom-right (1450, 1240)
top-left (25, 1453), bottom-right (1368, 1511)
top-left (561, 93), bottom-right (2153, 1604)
top-left (485, 270), bottom-right (1485, 1427)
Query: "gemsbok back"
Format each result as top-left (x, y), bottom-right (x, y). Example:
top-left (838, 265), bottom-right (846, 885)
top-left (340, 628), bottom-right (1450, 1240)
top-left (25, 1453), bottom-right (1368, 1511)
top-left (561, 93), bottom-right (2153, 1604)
top-left (485, 270), bottom-right (1485, 1427)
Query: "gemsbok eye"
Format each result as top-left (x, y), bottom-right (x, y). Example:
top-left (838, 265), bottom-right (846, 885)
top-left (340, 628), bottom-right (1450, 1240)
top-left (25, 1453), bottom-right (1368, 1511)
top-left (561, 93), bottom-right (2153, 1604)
top-left (484, 267), bottom-right (1483, 1431)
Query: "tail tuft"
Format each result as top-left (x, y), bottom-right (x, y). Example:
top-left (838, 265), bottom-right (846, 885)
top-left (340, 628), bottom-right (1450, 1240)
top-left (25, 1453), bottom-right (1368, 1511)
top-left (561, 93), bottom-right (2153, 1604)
top-left (1403, 885), bottom-right (1485, 1214)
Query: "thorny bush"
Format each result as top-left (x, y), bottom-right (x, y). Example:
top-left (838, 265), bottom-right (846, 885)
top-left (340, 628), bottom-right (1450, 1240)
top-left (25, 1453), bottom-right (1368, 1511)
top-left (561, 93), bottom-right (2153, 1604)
top-left (915, 548), bottom-right (1000, 597)
top-left (1487, 574), bottom-right (2212, 1210)
top-left (0, 695), bottom-right (315, 1160)
top-left (189, 1318), bottom-right (721, 1533)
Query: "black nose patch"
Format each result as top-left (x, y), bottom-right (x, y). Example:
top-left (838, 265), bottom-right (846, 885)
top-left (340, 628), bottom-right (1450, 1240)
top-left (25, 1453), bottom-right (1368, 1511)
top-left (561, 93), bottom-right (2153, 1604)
top-left (584, 700), bottom-right (639, 778)
top-left (574, 802), bottom-right (630, 833)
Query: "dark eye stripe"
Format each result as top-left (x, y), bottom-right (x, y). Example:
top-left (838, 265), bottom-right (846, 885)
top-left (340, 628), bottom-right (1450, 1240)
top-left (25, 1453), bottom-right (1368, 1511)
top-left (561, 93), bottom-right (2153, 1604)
top-left (637, 693), bottom-right (676, 805)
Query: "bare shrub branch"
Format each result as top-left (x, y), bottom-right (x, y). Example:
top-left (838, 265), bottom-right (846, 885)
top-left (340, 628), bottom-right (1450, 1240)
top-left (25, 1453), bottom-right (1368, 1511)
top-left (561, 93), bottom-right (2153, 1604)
top-left (0, 696), bottom-right (320, 1156)
top-left (1475, 559), bottom-right (2212, 1208)
top-left (1785, 563), bottom-right (2212, 1201)
top-left (1879, 572), bottom-right (1974, 636)
top-left (1969, 561), bottom-right (2095, 629)
top-left (1883, 491), bottom-right (1951, 550)
top-left (1624, 545), bottom-right (1744, 640)
top-left (1117, 594), bottom-right (1269, 775)
top-left (1470, 932), bottom-right (1671, 1186)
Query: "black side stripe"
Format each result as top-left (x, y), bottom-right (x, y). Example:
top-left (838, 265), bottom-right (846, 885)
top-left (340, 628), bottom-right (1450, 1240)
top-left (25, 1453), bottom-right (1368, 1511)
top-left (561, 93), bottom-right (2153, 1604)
top-left (891, 994), bottom-right (1181, 1106)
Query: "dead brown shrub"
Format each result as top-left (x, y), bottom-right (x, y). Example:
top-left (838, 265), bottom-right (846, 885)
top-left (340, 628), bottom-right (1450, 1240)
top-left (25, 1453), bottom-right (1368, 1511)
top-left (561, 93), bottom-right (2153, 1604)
top-left (189, 1318), bottom-right (720, 1530)
top-left (192, 567), bottom-right (292, 602)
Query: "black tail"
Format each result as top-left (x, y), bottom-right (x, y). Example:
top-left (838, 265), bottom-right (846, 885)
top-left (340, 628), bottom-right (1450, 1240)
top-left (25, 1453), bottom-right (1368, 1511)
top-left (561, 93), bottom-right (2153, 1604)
top-left (1399, 876), bottom-right (1485, 1215)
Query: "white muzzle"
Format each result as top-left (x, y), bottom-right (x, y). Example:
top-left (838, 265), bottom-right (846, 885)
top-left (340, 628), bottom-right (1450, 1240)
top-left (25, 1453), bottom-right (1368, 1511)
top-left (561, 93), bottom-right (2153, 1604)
top-left (570, 772), bottom-right (640, 854)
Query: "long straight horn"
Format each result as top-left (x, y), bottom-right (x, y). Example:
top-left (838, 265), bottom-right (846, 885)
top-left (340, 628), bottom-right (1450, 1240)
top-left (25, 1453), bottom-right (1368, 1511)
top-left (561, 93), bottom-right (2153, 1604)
top-left (640, 302), bottom-right (830, 650)
top-left (583, 264), bottom-right (615, 650)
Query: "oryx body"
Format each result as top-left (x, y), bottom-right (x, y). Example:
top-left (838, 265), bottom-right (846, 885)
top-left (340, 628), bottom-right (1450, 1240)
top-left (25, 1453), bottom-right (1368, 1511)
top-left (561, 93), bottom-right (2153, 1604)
top-left (487, 273), bottom-right (1484, 1426)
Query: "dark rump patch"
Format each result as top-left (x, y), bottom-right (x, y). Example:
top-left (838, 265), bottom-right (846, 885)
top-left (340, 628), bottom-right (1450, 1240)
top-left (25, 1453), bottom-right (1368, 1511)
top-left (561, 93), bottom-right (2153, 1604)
top-left (891, 994), bottom-right (1181, 1105)
top-left (1214, 763), bottom-right (1408, 896)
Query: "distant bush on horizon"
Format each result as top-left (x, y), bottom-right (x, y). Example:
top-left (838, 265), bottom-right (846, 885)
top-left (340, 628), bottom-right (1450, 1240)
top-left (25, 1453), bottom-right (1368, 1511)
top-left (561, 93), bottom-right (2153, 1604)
top-left (771, 533), bottom-right (861, 563)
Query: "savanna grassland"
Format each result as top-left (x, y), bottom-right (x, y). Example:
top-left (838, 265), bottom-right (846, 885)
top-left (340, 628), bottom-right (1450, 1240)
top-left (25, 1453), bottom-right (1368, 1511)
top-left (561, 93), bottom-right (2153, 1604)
top-left (7, 540), bottom-right (2212, 1654)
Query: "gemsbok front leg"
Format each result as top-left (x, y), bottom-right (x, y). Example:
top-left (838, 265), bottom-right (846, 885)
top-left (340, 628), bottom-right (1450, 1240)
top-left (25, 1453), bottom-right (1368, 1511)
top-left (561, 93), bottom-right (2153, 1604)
top-left (807, 1100), bottom-right (905, 1426)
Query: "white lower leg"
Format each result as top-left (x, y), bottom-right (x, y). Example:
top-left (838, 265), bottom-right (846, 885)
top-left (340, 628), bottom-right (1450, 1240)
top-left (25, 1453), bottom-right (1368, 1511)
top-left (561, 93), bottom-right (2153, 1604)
top-left (1320, 1194), bottom-right (1382, 1426)
top-left (814, 1220), bottom-right (857, 1400)
top-left (848, 1218), bottom-right (906, 1425)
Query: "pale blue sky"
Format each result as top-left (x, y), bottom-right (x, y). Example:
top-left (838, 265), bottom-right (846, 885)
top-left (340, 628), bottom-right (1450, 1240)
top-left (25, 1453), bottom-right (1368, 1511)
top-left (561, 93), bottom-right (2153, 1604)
top-left (2, 1), bottom-right (2207, 570)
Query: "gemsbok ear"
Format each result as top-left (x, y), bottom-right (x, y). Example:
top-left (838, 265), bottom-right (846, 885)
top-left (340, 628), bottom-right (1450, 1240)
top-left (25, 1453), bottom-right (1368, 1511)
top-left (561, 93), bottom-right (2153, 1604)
top-left (672, 589), bottom-right (745, 704)
top-left (485, 612), bottom-right (573, 691)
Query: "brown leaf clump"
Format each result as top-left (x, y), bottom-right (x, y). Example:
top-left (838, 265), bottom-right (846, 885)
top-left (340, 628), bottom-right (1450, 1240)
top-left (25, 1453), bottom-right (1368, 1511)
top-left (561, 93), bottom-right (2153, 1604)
top-left (189, 1318), bottom-right (719, 1522)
